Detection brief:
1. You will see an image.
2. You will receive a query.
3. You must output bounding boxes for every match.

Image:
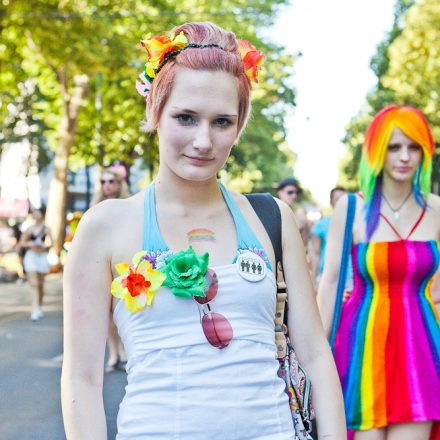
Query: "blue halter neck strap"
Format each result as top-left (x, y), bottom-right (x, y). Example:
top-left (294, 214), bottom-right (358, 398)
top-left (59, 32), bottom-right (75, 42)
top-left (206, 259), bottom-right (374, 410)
top-left (142, 182), bottom-right (271, 269)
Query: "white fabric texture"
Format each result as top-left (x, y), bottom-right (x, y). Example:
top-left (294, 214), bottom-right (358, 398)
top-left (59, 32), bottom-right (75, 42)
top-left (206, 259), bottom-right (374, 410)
top-left (113, 264), bottom-right (295, 439)
top-left (23, 250), bottom-right (49, 273)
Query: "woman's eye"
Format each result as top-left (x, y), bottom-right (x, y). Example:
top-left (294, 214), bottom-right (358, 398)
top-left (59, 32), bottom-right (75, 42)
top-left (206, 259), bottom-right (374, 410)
top-left (388, 144), bottom-right (400, 152)
top-left (174, 114), bottom-right (196, 125)
top-left (214, 118), bottom-right (232, 128)
top-left (409, 143), bottom-right (421, 151)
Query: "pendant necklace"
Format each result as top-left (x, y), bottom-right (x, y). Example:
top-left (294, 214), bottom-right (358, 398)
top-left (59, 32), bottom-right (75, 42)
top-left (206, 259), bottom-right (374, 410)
top-left (382, 190), bottom-right (412, 220)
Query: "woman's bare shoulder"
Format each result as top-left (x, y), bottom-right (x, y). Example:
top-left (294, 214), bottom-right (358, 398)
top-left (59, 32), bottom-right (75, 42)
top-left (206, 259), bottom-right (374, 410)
top-left (79, 192), bottom-right (144, 236)
top-left (229, 189), bottom-right (251, 206)
top-left (232, 190), bottom-right (290, 219)
top-left (427, 193), bottom-right (440, 211)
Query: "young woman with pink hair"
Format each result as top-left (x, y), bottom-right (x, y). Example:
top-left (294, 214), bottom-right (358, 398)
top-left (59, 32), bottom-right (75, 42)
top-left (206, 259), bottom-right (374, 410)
top-left (61, 22), bottom-right (345, 439)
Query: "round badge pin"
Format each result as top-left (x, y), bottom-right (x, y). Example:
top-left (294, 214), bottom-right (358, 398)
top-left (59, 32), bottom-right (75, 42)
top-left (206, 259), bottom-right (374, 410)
top-left (236, 251), bottom-right (267, 282)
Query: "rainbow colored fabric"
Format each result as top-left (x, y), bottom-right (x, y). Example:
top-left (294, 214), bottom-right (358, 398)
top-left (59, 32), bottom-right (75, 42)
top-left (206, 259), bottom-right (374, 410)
top-left (334, 240), bottom-right (440, 430)
top-left (359, 105), bottom-right (435, 203)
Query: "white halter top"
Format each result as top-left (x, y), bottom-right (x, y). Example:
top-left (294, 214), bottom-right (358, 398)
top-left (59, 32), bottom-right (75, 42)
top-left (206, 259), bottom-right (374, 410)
top-left (114, 183), bottom-right (294, 439)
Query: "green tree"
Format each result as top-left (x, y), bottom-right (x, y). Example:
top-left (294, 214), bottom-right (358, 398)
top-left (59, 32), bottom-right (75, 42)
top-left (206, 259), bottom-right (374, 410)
top-left (0, 79), bottom-right (52, 173)
top-left (383, 0), bottom-right (440, 139)
top-left (2, 0), bottom-right (296, 254)
top-left (383, 0), bottom-right (440, 192)
top-left (339, 0), bottom-right (414, 187)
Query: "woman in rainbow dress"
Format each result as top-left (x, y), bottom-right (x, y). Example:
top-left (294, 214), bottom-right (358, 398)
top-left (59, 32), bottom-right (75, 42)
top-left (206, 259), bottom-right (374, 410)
top-left (318, 105), bottom-right (440, 439)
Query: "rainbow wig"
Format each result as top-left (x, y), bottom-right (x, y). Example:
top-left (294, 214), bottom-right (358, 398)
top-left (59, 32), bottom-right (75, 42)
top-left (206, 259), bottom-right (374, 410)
top-left (359, 105), bottom-right (435, 239)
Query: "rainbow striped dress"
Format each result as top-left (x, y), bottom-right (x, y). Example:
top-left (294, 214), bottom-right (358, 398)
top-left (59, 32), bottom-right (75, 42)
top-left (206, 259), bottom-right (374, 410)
top-left (334, 210), bottom-right (440, 430)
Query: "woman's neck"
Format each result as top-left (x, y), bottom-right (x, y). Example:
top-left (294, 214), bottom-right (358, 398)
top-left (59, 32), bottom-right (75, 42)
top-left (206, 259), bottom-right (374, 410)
top-left (381, 175), bottom-right (413, 202)
top-left (155, 169), bottom-right (223, 214)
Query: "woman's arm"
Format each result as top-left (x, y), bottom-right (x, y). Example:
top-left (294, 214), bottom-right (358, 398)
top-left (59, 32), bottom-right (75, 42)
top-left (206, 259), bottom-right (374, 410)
top-left (310, 234), bottom-right (322, 283)
top-left (19, 228), bottom-right (34, 250)
top-left (61, 205), bottom-right (114, 439)
top-left (44, 226), bottom-right (53, 251)
top-left (427, 193), bottom-right (440, 304)
top-left (278, 200), bottom-right (346, 439)
top-left (316, 195), bottom-right (349, 337)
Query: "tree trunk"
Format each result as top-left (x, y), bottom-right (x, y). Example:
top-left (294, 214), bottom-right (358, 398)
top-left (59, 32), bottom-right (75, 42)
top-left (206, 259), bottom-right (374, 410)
top-left (45, 72), bottom-right (89, 257)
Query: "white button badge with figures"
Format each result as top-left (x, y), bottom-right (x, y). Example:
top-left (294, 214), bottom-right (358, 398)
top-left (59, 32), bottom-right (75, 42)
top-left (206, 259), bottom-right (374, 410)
top-left (236, 251), bottom-right (266, 282)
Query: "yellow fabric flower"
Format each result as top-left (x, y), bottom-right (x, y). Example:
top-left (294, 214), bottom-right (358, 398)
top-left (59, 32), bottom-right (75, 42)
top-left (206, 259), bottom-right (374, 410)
top-left (140, 32), bottom-right (188, 79)
top-left (111, 251), bottom-right (166, 313)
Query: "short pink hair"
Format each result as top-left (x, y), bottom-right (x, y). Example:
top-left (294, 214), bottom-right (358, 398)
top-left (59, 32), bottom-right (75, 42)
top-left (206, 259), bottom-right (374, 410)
top-left (145, 22), bottom-right (252, 136)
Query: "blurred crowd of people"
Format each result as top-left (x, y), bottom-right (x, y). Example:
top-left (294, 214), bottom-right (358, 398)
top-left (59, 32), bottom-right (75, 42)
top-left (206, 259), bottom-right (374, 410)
top-left (275, 177), bottom-right (351, 290)
top-left (0, 165), bottom-right (131, 326)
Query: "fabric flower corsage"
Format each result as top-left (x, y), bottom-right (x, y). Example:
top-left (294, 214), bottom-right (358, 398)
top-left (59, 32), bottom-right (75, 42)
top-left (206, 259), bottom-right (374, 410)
top-left (140, 31), bottom-right (188, 80)
top-left (111, 251), bottom-right (166, 313)
top-left (237, 40), bottom-right (265, 83)
top-left (161, 246), bottom-right (209, 298)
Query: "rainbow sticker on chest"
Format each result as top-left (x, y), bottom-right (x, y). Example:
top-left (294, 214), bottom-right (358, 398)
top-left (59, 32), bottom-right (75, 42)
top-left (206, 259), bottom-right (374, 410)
top-left (187, 228), bottom-right (216, 244)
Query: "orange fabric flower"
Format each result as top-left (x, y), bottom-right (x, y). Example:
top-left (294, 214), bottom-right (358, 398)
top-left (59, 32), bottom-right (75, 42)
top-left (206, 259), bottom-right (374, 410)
top-left (140, 32), bottom-right (188, 79)
top-left (123, 270), bottom-right (152, 297)
top-left (237, 40), bottom-right (265, 84)
top-left (111, 251), bottom-right (166, 313)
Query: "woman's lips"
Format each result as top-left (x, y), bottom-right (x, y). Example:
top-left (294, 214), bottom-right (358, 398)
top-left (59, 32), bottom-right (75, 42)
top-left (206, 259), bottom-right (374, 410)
top-left (185, 155), bottom-right (214, 165)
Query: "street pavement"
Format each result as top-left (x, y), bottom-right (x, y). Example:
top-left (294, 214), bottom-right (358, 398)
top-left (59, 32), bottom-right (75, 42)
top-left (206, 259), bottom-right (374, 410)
top-left (0, 274), bottom-right (127, 439)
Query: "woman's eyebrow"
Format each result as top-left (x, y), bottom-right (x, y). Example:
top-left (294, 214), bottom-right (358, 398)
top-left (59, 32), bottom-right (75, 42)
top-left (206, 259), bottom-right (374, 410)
top-left (171, 107), bottom-right (238, 117)
top-left (171, 107), bottom-right (197, 114)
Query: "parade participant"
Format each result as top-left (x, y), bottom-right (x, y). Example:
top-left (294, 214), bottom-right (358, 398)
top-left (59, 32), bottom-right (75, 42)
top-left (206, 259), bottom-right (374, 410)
top-left (276, 177), bottom-right (310, 248)
top-left (318, 105), bottom-right (440, 439)
top-left (92, 165), bottom-right (131, 205)
top-left (311, 186), bottom-right (347, 286)
top-left (61, 22), bottom-right (345, 439)
top-left (93, 166), bottom-right (131, 373)
top-left (20, 207), bottom-right (52, 321)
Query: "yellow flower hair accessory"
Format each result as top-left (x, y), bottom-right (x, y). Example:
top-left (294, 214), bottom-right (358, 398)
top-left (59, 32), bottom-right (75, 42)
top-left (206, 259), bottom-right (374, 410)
top-left (111, 251), bottom-right (166, 313)
top-left (136, 31), bottom-right (265, 99)
top-left (237, 40), bottom-right (265, 84)
top-left (140, 32), bottom-right (188, 80)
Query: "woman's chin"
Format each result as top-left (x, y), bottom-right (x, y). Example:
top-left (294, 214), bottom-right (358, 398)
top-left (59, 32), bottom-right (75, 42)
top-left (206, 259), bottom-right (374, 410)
top-left (176, 168), bottom-right (219, 183)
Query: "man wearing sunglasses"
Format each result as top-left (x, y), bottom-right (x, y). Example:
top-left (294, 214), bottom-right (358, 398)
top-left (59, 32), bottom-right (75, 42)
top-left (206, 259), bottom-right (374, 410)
top-left (276, 178), bottom-right (310, 249)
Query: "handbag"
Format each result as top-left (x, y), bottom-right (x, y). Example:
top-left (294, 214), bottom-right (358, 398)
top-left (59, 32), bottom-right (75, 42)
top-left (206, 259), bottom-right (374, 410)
top-left (275, 262), bottom-right (315, 439)
top-left (245, 193), bottom-right (315, 440)
top-left (329, 192), bottom-right (356, 350)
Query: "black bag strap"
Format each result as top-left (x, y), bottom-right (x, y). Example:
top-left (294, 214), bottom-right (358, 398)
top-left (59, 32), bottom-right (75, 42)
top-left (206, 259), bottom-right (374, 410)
top-left (244, 193), bottom-right (282, 267)
top-left (245, 193), bottom-right (289, 343)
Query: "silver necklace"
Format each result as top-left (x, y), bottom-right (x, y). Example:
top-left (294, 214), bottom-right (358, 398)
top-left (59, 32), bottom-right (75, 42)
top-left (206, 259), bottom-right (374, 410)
top-left (382, 190), bottom-right (413, 219)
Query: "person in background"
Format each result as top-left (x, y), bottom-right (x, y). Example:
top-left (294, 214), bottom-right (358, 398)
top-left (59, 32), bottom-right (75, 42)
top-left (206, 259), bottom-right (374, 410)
top-left (318, 105), bottom-right (440, 439)
top-left (0, 220), bottom-right (17, 281)
top-left (93, 165), bottom-right (131, 372)
top-left (19, 207), bottom-right (53, 321)
top-left (310, 186), bottom-right (347, 287)
top-left (11, 221), bottom-right (27, 284)
top-left (92, 165), bottom-right (131, 205)
top-left (276, 177), bottom-right (310, 248)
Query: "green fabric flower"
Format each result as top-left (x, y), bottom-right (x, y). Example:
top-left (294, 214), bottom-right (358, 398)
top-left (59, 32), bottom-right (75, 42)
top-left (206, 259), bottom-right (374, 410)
top-left (162, 246), bottom-right (209, 298)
